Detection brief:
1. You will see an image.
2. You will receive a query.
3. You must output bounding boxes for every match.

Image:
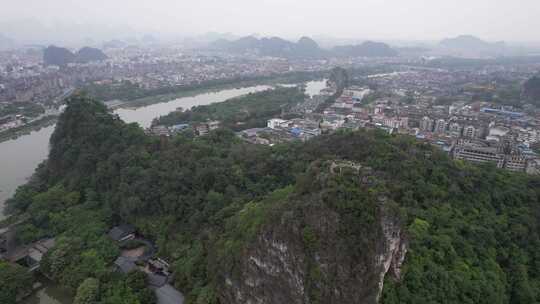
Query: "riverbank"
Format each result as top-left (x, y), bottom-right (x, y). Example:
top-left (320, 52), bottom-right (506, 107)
top-left (108, 80), bottom-right (262, 109)
top-left (0, 116), bottom-right (59, 144)
top-left (94, 73), bottom-right (325, 109)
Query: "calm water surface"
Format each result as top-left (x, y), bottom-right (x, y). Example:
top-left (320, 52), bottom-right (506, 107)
top-left (22, 277), bottom-right (73, 304)
top-left (0, 126), bottom-right (55, 218)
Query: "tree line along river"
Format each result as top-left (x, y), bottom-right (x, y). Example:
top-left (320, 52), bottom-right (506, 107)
top-left (0, 80), bottom-right (327, 304)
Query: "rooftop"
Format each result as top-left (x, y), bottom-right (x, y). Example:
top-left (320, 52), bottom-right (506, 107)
top-left (114, 256), bottom-right (137, 274)
top-left (108, 224), bottom-right (136, 241)
top-left (154, 284), bottom-right (185, 304)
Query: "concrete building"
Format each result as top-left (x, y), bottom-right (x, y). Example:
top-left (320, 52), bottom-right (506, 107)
top-left (383, 117), bottom-right (409, 130)
top-left (448, 122), bottom-right (462, 137)
top-left (207, 121), bottom-right (221, 131)
top-left (504, 155), bottom-right (528, 172)
top-left (267, 119), bottom-right (289, 129)
top-left (195, 124), bottom-right (209, 136)
top-left (454, 143), bottom-right (504, 168)
top-left (434, 119), bottom-right (446, 134)
top-left (420, 116), bottom-right (434, 132)
top-left (463, 125), bottom-right (479, 139)
top-left (321, 115), bottom-right (345, 130)
top-left (453, 140), bottom-right (536, 173)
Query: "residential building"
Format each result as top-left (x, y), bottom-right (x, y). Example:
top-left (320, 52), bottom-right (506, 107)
top-left (504, 155), bottom-right (528, 173)
top-left (448, 122), bottom-right (462, 137)
top-left (434, 119), bottom-right (446, 134)
top-left (267, 118), bottom-right (289, 129)
top-left (454, 143), bottom-right (505, 168)
top-left (463, 125), bottom-right (479, 139)
top-left (420, 116), bottom-right (434, 132)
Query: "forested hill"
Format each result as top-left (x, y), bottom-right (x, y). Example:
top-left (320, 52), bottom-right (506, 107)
top-left (43, 45), bottom-right (108, 66)
top-left (4, 94), bottom-right (540, 304)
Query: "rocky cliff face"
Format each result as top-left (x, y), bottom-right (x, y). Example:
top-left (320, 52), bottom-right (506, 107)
top-left (218, 162), bottom-right (407, 304)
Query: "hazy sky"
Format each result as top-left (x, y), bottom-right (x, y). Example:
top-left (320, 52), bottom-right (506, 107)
top-left (2, 0), bottom-right (540, 42)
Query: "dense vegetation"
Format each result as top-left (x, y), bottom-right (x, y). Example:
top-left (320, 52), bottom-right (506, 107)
top-left (463, 81), bottom-right (524, 108)
top-left (3, 94), bottom-right (540, 304)
top-left (0, 101), bottom-right (45, 118)
top-left (154, 86), bottom-right (305, 129)
top-left (0, 261), bottom-right (33, 304)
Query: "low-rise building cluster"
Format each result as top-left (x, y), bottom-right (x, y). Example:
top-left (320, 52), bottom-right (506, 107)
top-left (146, 120), bottom-right (221, 137)
top-left (236, 72), bottom-right (540, 175)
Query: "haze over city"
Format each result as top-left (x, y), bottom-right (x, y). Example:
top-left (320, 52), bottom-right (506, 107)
top-left (2, 0), bottom-right (540, 44)
top-left (3, 1), bottom-right (540, 304)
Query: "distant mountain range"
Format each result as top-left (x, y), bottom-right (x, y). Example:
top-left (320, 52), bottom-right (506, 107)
top-left (332, 41), bottom-right (398, 57)
top-left (43, 46), bottom-right (76, 66)
top-left (209, 36), bottom-right (398, 58)
top-left (210, 36), bottom-right (326, 58)
top-left (76, 47), bottom-right (108, 63)
top-left (439, 35), bottom-right (507, 53)
top-left (43, 46), bottom-right (108, 66)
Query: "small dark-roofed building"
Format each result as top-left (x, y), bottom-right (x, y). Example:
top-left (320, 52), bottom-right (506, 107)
top-left (0, 226), bottom-right (13, 255)
top-left (114, 256), bottom-right (137, 274)
top-left (154, 284), bottom-right (184, 304)
top-left (108, 224), bottom-right (136, 242)
top-left (27, 238), bottom-right (56, 265)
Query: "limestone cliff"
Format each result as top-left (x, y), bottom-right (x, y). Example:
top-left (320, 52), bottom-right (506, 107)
top-left (216, 161), bottom-right (408, 304)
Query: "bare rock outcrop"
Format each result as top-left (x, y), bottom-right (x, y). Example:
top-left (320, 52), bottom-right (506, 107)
top-left (218, 161), bottom-right (407, 304)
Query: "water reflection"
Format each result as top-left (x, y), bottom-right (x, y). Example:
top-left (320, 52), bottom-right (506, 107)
top-left (22, 277), bottom-right (73, 304)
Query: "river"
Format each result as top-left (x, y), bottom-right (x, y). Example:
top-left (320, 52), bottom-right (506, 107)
top-left (1, 80), bottom-right (326, 304)
top-left (0, 125), bottom-right (55, 218)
